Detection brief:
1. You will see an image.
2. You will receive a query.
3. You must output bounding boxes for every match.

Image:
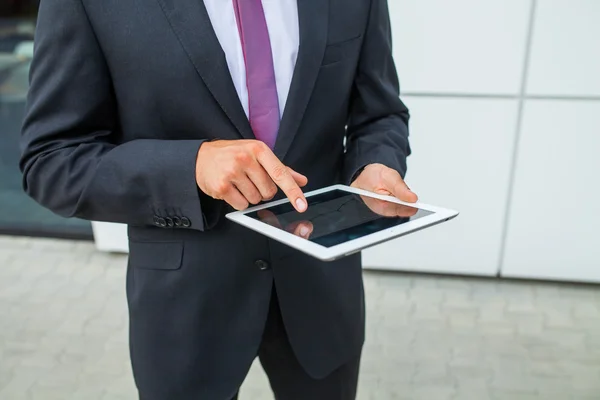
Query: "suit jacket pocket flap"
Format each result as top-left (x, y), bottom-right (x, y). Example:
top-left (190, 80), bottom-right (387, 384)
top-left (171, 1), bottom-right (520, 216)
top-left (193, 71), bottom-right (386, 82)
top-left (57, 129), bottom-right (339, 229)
top-left (129, 241), bottom-right (183, 270)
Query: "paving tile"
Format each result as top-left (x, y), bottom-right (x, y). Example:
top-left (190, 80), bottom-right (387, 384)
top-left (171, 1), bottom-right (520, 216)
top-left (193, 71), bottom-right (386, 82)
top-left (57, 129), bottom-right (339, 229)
top-left (1, 236), bottom-right (600, 399)
top-left (69, 386), bottom-right (105, 400)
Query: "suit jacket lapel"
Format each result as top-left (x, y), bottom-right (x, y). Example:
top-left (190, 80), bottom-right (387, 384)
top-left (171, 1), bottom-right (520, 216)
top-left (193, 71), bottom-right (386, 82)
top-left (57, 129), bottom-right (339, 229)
top-left (155, 0), bottom-right (254, 140)
top-left (274, 0), bottom-right (329, 160)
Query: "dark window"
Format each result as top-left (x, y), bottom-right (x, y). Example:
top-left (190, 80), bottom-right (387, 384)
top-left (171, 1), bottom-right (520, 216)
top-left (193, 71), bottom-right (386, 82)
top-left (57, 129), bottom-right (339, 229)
top-left (1, 3), bottom-right (93, 239)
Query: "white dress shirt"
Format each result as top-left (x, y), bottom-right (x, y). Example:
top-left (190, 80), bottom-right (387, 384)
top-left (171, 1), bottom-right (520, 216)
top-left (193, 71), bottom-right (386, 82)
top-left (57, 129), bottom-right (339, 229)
top-left (203, 0), bottom-right (299, 119)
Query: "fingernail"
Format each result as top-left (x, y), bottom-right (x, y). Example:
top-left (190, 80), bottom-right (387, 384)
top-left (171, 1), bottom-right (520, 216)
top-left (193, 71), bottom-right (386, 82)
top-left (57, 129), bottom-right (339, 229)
top-left (295, 198), bottom-right (307, 211)
top-left (300, 226), bottom-right (310, 237)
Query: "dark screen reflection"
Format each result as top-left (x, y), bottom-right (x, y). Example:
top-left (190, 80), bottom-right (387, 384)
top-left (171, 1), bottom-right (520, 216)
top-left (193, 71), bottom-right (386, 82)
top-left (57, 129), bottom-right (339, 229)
top-left (247, 190), bottom-right (432, 248)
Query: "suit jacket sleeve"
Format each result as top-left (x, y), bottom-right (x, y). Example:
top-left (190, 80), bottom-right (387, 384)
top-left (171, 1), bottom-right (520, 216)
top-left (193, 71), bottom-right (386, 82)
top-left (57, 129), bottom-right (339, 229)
top-left (20, 0), bottom-right (210, 231)
top-left (342, 0), bottom-right (411, 184)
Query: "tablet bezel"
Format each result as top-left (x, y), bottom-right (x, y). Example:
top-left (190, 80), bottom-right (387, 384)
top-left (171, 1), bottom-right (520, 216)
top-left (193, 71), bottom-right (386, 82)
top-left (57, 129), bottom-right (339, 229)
top-left (225, 184), bottom-right (459, 261)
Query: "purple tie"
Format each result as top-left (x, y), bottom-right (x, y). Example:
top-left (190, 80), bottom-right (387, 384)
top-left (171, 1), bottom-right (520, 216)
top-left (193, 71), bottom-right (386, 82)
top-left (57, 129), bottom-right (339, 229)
top-left (233, 0), bottom-right (280, 149)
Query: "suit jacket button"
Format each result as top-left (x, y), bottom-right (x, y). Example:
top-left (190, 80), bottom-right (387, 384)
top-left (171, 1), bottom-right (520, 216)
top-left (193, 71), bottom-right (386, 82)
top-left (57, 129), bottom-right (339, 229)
top-left (153, 216), bottom-right (161, 226)
top-left (158, 217), bottom-right (167, 228)
top-left (173, 217), bottom-right (182, 227)
top-left (181, 217), bottom-right (191, 228)
top-left (165, 217), bottom-right (174, 228)
top-left (255, 260), bottom-right (270, 271)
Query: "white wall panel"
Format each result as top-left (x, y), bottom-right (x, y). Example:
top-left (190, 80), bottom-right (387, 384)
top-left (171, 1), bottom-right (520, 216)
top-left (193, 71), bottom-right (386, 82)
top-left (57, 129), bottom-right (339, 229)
top-left (526, 0), bottom-right (600, 97)
top-left (390, 0), bottom-right (531, 95)
top-left (363, 98), bottom-right (519, 276)
top-left (501, 100), bottom-right (600, 283)
top-left (91, 222), bottom-right (128, 253)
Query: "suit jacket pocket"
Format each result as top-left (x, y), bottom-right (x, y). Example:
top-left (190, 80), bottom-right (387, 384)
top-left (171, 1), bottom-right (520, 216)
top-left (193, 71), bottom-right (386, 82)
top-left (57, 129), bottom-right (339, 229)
top-left (129, 241), bottom-right (183, 270)
top-left (321, 35), bottom-right (362, 66)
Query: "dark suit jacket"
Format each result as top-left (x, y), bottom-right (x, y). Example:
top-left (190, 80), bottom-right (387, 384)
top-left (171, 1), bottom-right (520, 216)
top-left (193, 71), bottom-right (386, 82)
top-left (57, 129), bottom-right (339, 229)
top-left (20, 0), bottom-right (410, 398)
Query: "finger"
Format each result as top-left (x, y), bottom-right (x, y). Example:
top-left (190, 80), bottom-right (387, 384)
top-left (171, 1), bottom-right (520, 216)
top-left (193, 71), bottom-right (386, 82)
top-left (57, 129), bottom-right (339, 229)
top-left (257, 209), bottom-right (282, 229)
top-left (363, 198), bottom-right (399, 217)
top-left (232, 176), bottom-right (262, 205)
top-left (380, 203), bottom-right (403, 217)
top-left (256, 150), bottom-right (307, 212)
top-left (223, 187), bottom-right (249, 211)
top-left (289, 221), bottom-right (314, 239)
top-left (394, 204), bottom-right (419, 218)
top-left (382, 170), bottom-right (418, 203)
top-left (247, 165), bottom-right (278, 201)
top-left (288, 167), bottom-right (308, 187)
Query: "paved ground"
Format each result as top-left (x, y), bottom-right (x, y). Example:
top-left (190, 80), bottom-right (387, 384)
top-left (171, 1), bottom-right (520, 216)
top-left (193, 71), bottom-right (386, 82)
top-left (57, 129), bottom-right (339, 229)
top-left (0, 236), bottom-right (599, 400)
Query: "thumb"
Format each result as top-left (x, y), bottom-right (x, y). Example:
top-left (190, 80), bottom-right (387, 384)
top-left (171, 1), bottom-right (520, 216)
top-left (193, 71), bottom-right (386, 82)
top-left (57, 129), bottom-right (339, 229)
top-left (383, 172), bottom-right (418, 203)
top-left (394, 183), bottom-right (418, 203)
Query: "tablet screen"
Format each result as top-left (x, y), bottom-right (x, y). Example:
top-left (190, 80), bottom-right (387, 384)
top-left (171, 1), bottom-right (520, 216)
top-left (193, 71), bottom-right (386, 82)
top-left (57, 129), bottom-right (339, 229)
top-left (246, 190), bottom-right (433, 248)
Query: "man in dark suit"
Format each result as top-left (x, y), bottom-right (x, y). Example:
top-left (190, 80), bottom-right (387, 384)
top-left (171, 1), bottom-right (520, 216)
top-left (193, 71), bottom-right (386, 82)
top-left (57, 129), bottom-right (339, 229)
top-left (20, 0), bottom-right (416, 398)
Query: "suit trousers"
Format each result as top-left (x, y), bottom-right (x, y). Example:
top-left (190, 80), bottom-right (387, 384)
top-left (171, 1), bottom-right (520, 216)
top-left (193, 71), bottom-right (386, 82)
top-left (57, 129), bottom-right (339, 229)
top-left (232, 285), bottom-right (361, 400)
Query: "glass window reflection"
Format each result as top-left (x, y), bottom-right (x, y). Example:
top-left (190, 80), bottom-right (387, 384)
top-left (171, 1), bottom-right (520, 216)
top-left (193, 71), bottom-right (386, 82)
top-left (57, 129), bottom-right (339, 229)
top-left (1, 5), bottom-right (92, 238)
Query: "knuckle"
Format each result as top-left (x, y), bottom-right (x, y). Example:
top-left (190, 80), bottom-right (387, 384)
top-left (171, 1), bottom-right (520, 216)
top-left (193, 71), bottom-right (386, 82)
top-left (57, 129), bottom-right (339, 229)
top-left (381, 168), bottom-right (393, 179)
top-left (237, 200), bottom-right (249, 211)
top-left (222, 166), bottom-right (239, 181)
top-left (249, 141), bottom-right (267, 155)
top-left (271, 165), bottom-right (288, 181)
top-left (234, 151), bottom-right (251, 164)
top-left (214, 181), bottom-right (230, 196)
top-left (265, 186), bottom-right (278, 199)
top-left (248, 195), bottom-right (261, 205)
top-left (385, 168), bottom-right (401, 181)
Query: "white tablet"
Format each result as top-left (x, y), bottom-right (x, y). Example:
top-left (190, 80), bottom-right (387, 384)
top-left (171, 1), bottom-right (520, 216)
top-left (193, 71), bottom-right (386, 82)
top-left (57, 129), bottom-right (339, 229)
top-left (226, 184), bottom-right (459, 261)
